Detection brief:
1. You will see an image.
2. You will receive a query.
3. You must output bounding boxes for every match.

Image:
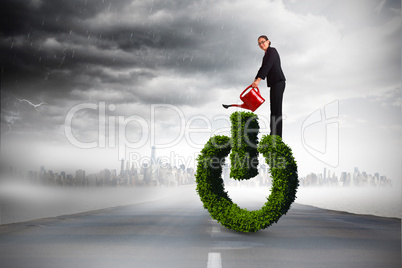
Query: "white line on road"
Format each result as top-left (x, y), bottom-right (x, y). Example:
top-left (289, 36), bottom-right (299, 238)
top-left (207, 252), bottom-right (222, 268)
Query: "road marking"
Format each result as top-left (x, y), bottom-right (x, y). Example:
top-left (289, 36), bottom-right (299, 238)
top-left (207, 252), bottom-right (222, 268)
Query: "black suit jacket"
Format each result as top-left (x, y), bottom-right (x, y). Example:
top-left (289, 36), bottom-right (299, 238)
top-left (255, 46), bottom-right (286, 87)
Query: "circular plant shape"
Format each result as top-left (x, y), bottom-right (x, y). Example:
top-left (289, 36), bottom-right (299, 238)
top-left (195, 113), bottom-right (298, 233)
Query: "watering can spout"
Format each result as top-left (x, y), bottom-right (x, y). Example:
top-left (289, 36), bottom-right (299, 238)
top-left (222, 103), bottom-right (250, 110)
top-left (222, 85), bottom-right (265, 112)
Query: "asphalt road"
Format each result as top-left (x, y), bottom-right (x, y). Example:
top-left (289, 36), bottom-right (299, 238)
top-left (0, 187), bottom-right (400, 268)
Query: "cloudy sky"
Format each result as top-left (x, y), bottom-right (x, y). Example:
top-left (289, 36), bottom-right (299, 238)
top-left (1, 0), bottom-right (400, 185)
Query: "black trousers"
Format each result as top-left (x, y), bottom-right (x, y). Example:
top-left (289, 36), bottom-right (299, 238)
top-left (269, 81), bottom-right (285, 138)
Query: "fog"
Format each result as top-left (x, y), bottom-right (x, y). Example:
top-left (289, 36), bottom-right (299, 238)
top-left (0, 180), bottom-right (190, 225)
top-left (1, 179), bottom-right (400, 226)
top-left (226, 186), bottom-right (401, 219)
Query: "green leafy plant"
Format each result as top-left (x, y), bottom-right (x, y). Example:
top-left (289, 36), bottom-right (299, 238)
top-left (229, 112), bottom-right (259, 180)
top-left (195, 111), bottom-right (298, 233)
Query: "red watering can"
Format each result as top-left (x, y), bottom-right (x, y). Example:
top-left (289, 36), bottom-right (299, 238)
top-left (222, 85), bottom-right (265, 112)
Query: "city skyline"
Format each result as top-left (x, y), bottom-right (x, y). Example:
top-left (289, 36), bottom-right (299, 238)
top-left (2, 157), bottom-right (393, 189)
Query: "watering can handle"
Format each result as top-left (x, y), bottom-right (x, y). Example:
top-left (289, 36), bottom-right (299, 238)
top-left (240, 85), bottom-right (259, 98)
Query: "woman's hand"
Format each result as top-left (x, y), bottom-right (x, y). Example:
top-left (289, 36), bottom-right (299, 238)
top-left (252, 78), bottom-right (261, 88)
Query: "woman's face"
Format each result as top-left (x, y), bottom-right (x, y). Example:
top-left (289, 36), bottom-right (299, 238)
top-left (258, 38), bottom-right (269, 51)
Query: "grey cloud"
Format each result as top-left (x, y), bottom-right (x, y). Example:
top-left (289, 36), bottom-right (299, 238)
top-left (1, 0), bottom-right (400, 182)
top-left (283, 0), bottom-right (400, 34)
top-left (3, 0), bottom-right (399, 140)
top-left (1, 0), bottom-right (246, 104)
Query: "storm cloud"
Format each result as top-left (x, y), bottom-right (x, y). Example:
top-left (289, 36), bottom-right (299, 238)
top-left (1, 0), bottom-right (400, 180)
top-left (1, 0), bottom-right (251, 104)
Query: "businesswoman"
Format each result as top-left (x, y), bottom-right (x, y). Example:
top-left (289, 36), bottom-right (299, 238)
top-left (251, 35), bottom-right (286, 138)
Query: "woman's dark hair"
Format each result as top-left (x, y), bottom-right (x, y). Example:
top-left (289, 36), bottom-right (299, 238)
top-left (258, 35), bottom-right (271, 46)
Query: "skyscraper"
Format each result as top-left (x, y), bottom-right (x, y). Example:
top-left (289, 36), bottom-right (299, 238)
top-left (151, 146), bottom-right (156, 164)
top-left (120, 159), bottom-right (124, 176)
top-left (76, 169), bottom-right (86, 186)
top-left (151, 145), bottom-right (157, 181)
top-left (354, 167), bottom-right (359, 174)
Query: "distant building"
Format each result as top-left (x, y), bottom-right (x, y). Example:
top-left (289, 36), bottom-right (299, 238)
top-left (120, 159), bottom-right (124, 177)
top-left (75, 169), bottom-right (86, 186)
